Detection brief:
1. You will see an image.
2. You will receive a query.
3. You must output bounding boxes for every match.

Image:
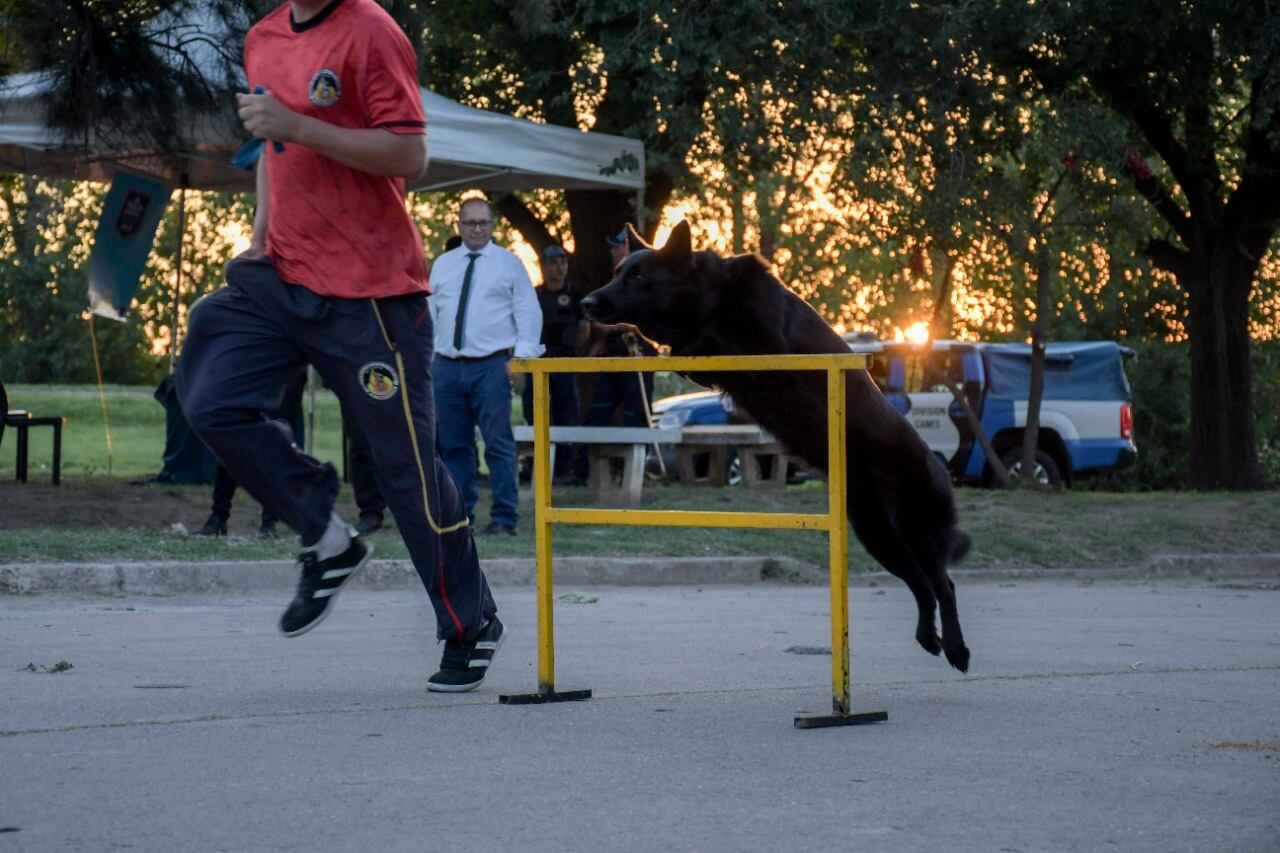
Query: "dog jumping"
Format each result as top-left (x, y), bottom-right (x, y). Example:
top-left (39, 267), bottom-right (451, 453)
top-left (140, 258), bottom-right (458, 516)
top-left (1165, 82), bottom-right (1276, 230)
top-left (581, 222), bottom-right (971, 671)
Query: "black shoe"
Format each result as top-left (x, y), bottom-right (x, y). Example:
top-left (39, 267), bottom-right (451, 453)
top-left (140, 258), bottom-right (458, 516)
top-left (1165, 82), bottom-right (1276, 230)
top-left (258, 519), bottom-right (278, 540)
top-left (279, 537), bottom-right (372, 637)
top-left (481, 522), bottom-right (517, 536)
top-left (427, 617), bottom-right (505, 693)
top-left (354, 511), bottom-right (384, 536)
top-left (552, 473), bottom-right (587, 487)
top-left (194, 514), bottom-right (227, 537)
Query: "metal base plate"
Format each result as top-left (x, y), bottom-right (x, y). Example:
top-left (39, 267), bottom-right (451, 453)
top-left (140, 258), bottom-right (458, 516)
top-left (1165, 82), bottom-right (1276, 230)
top-left (794, 710), bottom-right (888, 729)
top-left (499, 689), bottom-right (593, 705)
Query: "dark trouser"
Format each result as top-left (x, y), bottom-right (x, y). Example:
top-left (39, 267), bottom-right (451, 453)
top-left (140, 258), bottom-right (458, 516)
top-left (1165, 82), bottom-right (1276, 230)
top-left (574, 371), bottom-right (654, 480)
top-left (520, 372), bottom-right (579, 479)
top-left (345, 415), bottom-right (387, 517)
top-left (178, 256), bottom-right (494, 642)
top-left (209, 371), bottom-right (307, 527)
top-left (432, 353), bottom-right (519, 528)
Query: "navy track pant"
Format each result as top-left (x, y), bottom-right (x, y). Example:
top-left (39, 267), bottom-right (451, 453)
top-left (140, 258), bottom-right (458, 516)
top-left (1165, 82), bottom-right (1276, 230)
top-left (177, 256), bottom-right (495, 643)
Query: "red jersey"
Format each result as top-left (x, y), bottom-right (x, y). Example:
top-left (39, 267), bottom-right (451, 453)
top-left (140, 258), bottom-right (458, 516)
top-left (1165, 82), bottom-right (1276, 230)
top-left (243, 0), bottom-right (428, 298)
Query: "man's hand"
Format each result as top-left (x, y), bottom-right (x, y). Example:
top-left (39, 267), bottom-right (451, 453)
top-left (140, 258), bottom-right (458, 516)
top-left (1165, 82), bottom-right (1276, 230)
top-left (236, 91), bottom-right (301, 144)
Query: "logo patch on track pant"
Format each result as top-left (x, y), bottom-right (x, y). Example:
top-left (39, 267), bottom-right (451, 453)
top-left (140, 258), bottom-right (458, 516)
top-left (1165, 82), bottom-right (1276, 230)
top-left (359, 362), bottom-right (399, 400)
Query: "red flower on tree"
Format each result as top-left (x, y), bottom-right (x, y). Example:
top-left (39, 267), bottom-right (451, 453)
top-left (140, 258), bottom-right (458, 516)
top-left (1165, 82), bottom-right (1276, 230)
top-left (1123, 147), bottom-right (1153, 181)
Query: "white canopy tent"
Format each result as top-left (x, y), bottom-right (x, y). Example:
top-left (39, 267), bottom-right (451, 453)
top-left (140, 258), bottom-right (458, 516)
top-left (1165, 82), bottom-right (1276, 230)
top-left (0, 70), bottom-right (645, 195)
top-left (0, 44), bottom-right (644, 469)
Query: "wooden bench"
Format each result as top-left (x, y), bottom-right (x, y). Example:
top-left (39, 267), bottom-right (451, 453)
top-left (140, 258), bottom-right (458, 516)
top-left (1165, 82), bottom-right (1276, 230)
top-left (513, 425), bottom-right (682, 505)
top-left (676, 424), bottom-right (786, 490)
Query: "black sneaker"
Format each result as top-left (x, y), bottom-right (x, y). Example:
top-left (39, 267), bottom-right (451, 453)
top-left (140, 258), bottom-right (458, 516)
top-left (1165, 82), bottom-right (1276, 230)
top-left (279, 537), bottom-right (372, 637)
top-left (194, 514), bottom-right (227, 536)
top-left (427, 617), bottom-right (505, 692)
top-left (354, 511), bottom-right (384, 536)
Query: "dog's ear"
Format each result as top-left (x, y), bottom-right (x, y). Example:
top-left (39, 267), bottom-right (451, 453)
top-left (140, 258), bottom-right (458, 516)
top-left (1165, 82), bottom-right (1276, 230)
top-left (625, 223), bottom-right (651, 252)
top-left (657, 220), bottom-right (692, 267)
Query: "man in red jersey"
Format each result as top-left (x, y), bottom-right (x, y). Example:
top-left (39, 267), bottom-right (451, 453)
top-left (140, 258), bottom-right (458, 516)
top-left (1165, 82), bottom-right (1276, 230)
top-left (178, 0), bottom-right (503, 693)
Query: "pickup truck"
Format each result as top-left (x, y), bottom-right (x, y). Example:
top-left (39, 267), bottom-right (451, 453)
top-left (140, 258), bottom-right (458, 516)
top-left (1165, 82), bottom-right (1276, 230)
top-left (851, 339), bottom-right (1138, 487)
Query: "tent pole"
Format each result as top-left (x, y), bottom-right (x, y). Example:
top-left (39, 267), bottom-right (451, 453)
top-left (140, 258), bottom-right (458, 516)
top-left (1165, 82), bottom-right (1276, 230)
top-left (167, 179), bottom-right (188, 374)
top-left (634, 188), bottom-right (645, 233)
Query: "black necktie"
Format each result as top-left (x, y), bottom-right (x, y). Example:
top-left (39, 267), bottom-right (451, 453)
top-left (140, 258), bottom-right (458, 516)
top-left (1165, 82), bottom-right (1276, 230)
top-left (452, 252), bottom-right (481, 351)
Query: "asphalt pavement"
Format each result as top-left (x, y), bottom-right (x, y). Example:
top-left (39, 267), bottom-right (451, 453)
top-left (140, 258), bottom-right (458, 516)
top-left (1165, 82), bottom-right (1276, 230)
top-left (1, 577), bottom-right (1278, 852)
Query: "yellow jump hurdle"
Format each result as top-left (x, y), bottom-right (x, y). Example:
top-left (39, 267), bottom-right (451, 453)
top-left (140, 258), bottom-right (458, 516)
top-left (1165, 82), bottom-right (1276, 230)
top-left (499, 353), bottom-right (887, 728)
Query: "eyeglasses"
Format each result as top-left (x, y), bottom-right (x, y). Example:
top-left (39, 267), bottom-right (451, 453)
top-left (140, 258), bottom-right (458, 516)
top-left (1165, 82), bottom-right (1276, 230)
top-left (460, 219), bottom-right (493, 229)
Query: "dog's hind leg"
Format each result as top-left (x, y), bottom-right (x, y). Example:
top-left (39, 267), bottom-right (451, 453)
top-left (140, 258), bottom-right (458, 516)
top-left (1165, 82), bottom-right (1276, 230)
top-left (853, 519), bottom-right (941, 657)
top-left (911, 531), bottom-right (970, 673)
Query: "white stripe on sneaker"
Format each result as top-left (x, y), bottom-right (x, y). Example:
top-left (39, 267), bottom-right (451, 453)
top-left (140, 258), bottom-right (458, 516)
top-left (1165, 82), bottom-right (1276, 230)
top-left (321, 568), bottom-right (354, 580)
top-left (313, 588), bottom-right (337, 598)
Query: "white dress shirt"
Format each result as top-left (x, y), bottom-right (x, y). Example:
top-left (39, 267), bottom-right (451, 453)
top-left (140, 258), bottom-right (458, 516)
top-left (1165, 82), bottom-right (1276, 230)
top-left (429, 241), bottom-right (544, 359)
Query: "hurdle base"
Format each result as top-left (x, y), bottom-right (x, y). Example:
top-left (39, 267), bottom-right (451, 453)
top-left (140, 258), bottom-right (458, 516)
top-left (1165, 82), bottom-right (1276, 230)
top-left (794, 710), bottom-right (888, 729)
top-left (499, 688), bottom-right (593, 705)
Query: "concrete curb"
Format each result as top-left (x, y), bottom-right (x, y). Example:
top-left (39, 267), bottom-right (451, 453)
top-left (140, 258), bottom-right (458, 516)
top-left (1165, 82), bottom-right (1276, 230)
top-left (1, 553), bottom-right (1277, 597)
top-left (0, 555), bottom-right (821, 596)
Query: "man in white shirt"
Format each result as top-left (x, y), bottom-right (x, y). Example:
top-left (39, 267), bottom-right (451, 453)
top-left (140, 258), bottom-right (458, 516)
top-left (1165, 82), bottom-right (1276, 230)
top-left (430, 197), bottom-right (544, 534)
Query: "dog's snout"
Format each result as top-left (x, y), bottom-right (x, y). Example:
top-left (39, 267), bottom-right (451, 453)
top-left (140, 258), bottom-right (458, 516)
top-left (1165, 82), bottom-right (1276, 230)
top-left (581, 291), bottom-right (610, 321)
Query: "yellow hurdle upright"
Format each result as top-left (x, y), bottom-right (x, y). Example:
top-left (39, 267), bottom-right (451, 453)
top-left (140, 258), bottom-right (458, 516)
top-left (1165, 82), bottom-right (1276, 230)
top-left (498, 353), bottom-right (887, 728)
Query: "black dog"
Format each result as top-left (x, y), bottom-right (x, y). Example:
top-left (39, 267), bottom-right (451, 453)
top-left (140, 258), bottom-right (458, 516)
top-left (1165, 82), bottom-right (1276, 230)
top-left (582, 222), bottom-right (971, 671)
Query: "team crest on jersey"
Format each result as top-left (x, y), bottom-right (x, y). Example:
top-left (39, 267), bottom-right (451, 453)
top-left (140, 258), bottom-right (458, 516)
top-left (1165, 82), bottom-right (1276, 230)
top-left (309, 69), bottom-right (342, 107)
top-left (359, 362), bottom-right (399, 400)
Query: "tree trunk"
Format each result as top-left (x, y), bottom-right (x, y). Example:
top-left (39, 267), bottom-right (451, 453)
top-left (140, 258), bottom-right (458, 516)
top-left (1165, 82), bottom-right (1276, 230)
top-left (730, 184), bottom-right (746, 255)
top-left (493, 189), bottom-right (634, 296)
top-left (1019, 243), bottom-right (1052, 486)
top-left (1184, 249), bottom-right (1265, 490)
top-left (565, 188), bottom-right (635, 293)
top-left (929, 252), bottom-right (957, 341)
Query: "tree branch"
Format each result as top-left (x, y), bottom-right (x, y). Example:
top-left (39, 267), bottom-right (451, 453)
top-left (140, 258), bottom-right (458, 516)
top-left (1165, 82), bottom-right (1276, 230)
top-left (490, 192), bottom-right (555, 253)
top-left (1126, 166), bottom-right (1196, 249)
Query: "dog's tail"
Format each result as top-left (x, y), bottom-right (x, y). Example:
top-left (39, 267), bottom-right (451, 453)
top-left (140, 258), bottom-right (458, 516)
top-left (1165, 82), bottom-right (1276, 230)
top-left (948, 529), bottom-right (972, 565)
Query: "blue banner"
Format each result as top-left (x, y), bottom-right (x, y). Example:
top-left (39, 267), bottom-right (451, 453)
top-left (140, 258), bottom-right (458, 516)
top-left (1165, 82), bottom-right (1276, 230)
top-left (87, 170), bottom-right (172, 321)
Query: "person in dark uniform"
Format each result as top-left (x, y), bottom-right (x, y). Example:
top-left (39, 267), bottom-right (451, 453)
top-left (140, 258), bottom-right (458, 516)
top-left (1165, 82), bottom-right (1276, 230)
top-left (195, 368), bottom-right (307, 539)
top-left (178, 0), bottom-right (502, 693)
top-left (521, 244), bottom-right (588, 483)
top-left (572, 227), bottom-right (657, 481)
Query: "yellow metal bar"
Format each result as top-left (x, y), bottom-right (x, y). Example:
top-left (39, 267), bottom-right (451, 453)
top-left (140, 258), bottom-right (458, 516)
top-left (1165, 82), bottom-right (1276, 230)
top-left (513, 352), bottom-right (871, 713)
top-left (533, 369), bottom-right (556, 693)
top-left (509, 354), bottom-right (868, 374)
top-left (826, 366), bottom-right (851, 715)
top-left (546, 507), bottom-right (830, 530)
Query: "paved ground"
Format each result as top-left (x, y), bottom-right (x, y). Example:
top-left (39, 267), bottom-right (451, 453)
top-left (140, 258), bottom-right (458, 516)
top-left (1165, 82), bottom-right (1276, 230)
top-left (1, 577), bottom-right (1278, 852)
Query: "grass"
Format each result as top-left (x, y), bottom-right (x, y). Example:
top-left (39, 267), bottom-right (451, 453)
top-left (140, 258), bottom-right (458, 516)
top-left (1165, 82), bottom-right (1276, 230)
top-left (0, 383), bottom-right (348, 479)
top-left (3, 384), bottom-right (1277, 571)
top-left (2, 478), bottom-right (1278, 570)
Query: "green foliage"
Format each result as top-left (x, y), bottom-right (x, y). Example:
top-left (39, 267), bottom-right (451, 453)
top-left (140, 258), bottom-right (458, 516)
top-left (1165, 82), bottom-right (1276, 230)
top-left (0, 1), bottom-right (272, 147)
top-left (0, 172), bottom-right (256, 384)
top-left (1117, 341), bottom-right (1280, 489)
